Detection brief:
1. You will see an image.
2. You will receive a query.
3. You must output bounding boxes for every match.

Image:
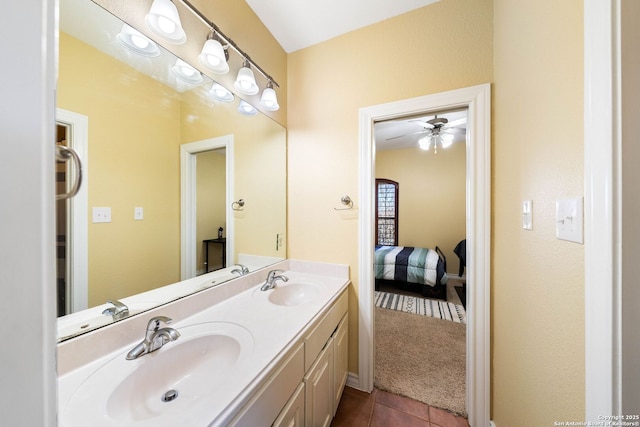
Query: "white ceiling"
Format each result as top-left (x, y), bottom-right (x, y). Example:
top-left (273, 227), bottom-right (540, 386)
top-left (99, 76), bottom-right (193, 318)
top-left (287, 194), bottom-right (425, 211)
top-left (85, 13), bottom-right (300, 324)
top-left (245, 0), bottom-right (440, 53)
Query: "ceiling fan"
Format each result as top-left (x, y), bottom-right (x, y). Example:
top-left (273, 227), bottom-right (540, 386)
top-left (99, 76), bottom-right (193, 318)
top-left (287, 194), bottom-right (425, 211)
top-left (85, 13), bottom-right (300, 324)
top-left (387, 115), bottom-right (466, 153)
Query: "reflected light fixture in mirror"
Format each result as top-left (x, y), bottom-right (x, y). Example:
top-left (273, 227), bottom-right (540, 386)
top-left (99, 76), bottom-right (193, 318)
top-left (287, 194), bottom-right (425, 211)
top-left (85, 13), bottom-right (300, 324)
top-left (171, 58), bottom-right (203, 84)
top-left (117, 24), bottom-right (160, 57)
top-left (259, 81), bottom-right (280, 111)
top-left (208, 82), bottom-right (234, 103)
top-left (238, 100), bottom-right (258, 116)
top-left (198, 32), bottom-right (229, 74)
top-left (145, 0), bottom-right (186, 44)
top-left (234, 60), bottom-right (259, 96)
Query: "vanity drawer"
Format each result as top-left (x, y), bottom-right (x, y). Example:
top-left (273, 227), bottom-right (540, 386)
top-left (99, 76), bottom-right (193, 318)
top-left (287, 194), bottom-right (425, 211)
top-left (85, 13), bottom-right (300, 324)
top-left (230, 342), bottom-right (304, 427)
top-left (304, 290), bottom-right (348, 371)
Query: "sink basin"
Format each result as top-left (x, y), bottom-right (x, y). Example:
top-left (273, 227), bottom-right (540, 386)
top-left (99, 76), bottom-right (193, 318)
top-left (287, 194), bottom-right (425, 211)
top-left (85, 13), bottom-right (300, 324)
top-left (61, 322), bottom-right (253, 426)
top-left (266, 281), bottom-right (322, 306)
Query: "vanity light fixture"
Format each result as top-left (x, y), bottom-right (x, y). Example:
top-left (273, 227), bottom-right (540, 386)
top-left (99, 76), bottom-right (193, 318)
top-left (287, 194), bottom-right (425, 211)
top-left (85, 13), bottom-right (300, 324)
top-left (171, 58), bottom-right (203, 84)
top-left (259, 81), bottom-right (280, 111)
top-left (234, 60), bottom-right (259, 96)
top-left (116, 24), bottom-right (160, 57)
top-left (208, 82), bottom-right (234, 103)
top-left (237, 100), bottom-right (258, 116)
top-left (145, 0), bottom-right (186, 44)
top-left (198, 31), bottom-right (229, 74)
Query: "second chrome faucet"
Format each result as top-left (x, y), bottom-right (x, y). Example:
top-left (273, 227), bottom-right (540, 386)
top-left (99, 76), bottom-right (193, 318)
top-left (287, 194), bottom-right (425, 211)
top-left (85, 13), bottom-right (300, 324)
top-left (126, 316), bottom-right (180, 360)
top-left (260, 269), bottom-right (289, 291)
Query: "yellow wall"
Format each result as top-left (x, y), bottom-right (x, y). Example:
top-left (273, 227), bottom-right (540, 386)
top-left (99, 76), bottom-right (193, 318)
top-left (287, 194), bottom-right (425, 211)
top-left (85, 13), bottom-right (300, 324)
top-left (492, 0), bottom-right (585, 423)
top-left (376, 143), bottom-right (466, 270)
top-left (196, 150), bottom-right (226, 271)
top-left (57, 32), bottom-right (182, 306)
top-left (288, 0), bottom-right (585, 423)
top-left (287, 0), bottom-right (492, 379)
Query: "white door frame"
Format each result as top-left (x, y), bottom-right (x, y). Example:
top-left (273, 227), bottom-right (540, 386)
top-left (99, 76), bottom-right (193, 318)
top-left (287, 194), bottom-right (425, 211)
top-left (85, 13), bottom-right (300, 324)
top-left (56, 108), bottom-right (89, 313)
top-left (180, 135), bottom-right (234, 280)
top-left (583, 0), bottom-right (624, 419)
top-left (357, 83), bottom-right (491, 426)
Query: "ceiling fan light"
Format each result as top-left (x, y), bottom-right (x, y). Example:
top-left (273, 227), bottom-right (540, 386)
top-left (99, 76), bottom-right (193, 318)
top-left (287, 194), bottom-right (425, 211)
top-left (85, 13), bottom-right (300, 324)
top-left (208, 82), bottom-right (234, 103)
top-left (418, 136), bottom-right (432, 151)
top-left (198, 39), bottom-right (229, 74)
top-left (237, 100), bottom-right (258, 116)
top-left (145, 0), bottom-right (186, 44)
top-left (259, 83), bottom-right (279, 111)
top-left (171, 59), bottom-right (203, 84)
top-left (441, 133), bottom-right (454, 148)
top-left (117, 24), bottom-right (160, 57)
top-left (234, 62), bottom-right (259, 95)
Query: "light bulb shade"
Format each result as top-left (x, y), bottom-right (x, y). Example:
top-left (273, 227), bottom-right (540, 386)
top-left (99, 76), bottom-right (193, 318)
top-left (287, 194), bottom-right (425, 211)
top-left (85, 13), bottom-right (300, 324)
top-left (418, 136), bottom-right (432, 151)
top-left (198, 39), bottom-right (229, 74)
top-left (171, 59), bottom-right (203, 84)
top-left (208, 83), bottom-right (234, 103)
top-left (440, 133), bottom-right (454, 148)
top-left (145, 0), bottom-right (186, 44)
top-left (237, 100), bottom-right (258, 116)
top-left (117, 24), bottom-right (160, 57)
top-left (234, 65), bottom-right (259, 95)
top-left (259, 86), bottom-right (279, 111)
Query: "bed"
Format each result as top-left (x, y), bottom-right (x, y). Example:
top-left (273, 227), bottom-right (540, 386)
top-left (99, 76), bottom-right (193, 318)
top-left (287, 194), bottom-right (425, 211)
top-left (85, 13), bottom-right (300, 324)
top-left (374, 245), bottom-right (448, 300)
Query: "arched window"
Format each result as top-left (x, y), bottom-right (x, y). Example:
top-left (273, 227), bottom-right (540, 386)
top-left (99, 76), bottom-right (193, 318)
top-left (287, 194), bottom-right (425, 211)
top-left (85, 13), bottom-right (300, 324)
top-left (375, 179), bottom-right (399, 246)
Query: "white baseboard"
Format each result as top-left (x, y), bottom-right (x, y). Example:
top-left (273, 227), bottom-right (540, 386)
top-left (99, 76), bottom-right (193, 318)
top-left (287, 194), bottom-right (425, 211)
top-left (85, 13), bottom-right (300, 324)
top-left (490, 421), bottom-right (496, 427)
top-left (345, 371), bottom-right (369, 392)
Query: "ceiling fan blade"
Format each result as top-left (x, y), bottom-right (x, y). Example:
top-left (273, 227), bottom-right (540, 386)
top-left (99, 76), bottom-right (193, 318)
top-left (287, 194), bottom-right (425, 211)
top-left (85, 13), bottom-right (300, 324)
top-left (408, 119), bottom-right (434, 128)
top-left (386, 129), bottom-right (431, 141)
top-left (443, 127), bottom-right (466, 135)
top-left (446, 117), bottom-right (467, 127)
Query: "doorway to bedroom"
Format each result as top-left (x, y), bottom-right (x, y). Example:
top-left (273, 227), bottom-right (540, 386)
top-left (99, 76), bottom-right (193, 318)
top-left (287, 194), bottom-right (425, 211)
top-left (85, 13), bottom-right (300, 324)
top-left (357, 83), bottom-right (491, 426)
top-left (372, 107), bottom-right (468, 417)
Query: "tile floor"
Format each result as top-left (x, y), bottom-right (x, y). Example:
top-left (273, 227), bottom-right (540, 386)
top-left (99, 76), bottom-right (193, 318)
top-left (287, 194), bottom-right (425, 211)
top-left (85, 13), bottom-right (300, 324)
top-left (332, 387), bottom-right (469, 427)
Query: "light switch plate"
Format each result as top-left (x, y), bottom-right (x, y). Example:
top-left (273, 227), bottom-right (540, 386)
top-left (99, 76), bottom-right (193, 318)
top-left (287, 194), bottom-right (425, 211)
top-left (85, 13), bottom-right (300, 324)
top-left (556, 197), bottom-right (583, 243)
top-left (92, 207), bottom-right (111, 223)
top-left (134, 207), bottom-right (144, 220)
top-left (522, 200), bottom-right (533, 230)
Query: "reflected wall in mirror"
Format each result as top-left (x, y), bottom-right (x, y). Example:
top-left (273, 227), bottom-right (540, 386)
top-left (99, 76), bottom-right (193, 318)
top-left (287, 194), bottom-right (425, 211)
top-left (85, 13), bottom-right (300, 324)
top-left (56, 0), bottom-right (286, 340)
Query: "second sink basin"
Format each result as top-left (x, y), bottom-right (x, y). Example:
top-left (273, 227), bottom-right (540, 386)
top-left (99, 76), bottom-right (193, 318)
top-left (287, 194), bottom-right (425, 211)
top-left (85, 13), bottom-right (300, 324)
top-left (61, 321), bottom-right (254, 426)
top-left (266, 281), bottom-right (322, 306)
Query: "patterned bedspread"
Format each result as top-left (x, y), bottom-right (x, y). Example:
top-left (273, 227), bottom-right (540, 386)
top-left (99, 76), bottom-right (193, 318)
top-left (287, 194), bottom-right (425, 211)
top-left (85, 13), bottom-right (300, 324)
top-left (374, 245), bottom-right (448, 287)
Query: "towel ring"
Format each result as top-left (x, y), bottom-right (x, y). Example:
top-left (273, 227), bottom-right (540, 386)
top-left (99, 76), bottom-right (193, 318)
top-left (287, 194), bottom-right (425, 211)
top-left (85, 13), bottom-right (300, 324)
top-left (231, 199), bottom-right (245, 211)
top-left (334, 195), bottom-right (353, 211)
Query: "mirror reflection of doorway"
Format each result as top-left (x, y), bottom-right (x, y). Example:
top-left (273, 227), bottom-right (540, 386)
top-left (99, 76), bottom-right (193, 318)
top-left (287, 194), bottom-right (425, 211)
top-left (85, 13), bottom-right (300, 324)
top-left (56, 124), bottom-right (70, 316)
top-left (195, 149), bottom-right (227, 275)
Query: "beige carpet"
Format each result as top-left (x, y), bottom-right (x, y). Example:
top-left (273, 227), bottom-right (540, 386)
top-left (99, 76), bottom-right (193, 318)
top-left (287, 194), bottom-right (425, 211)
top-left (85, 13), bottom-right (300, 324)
top-left (374, 306), bottom-right (467, 417)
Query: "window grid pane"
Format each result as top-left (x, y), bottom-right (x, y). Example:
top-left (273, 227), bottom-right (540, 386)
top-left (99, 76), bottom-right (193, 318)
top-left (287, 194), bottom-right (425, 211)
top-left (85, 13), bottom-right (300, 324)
top-left (377, 181), bottom-right (397, 246)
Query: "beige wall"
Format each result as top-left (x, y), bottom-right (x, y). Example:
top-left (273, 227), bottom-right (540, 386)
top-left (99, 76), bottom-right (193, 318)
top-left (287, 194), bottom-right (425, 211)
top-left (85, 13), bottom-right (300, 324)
top-left (492, 0), bottom-right (584, 423)
top-left (58, 32), bottom-right (182, 306)
top-left (289, 0), bottom-right (585, 423)
top-left (287, 0), bottom-right (492, 381)
top-left (376, 143), bottom-right (466, 272)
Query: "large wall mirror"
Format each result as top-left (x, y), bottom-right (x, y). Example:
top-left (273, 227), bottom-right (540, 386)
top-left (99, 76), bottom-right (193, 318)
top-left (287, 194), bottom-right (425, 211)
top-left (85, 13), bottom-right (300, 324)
top-left (56, 0), bottom-right (286, 341)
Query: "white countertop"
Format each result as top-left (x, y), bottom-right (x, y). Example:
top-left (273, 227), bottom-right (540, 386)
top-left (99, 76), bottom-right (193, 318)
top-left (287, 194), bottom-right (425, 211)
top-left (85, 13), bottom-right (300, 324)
top-left (57, 260), bottom-right (349, 427)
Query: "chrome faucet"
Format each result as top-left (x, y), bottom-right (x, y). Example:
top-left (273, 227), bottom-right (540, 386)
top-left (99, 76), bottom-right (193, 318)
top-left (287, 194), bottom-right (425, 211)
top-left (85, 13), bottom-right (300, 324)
top-left (231, 264), bottom-right (250, 276)
top-left (260, 269), bottom-right (289, 291)
top-left (126, 316), bottom-right (180, 360)
top-left (102, 299), bottom-right (129, 320)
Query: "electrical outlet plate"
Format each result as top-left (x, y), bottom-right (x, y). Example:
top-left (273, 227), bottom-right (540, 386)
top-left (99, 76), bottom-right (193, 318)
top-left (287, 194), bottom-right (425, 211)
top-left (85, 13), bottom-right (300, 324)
top-left (134, 207), bottom-right (144, 220)
top-left (92, 207), bottom-right (111, 223)
top-left (556, 197), bottom-right (583, 243)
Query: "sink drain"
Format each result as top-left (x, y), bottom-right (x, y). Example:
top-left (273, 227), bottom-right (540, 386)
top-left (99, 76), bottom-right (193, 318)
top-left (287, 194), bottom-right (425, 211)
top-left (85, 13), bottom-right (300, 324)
top-left (161, 389), bottom-right (179, 402)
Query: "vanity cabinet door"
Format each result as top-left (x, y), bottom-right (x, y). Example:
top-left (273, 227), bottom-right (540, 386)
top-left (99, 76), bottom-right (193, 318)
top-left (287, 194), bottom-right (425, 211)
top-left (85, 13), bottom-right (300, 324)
top-left (332, 314), bottom-right (348, 416)
top-left (304, 337), bottom-right (334, 427)
top-left (272, 382), bottom-right (305, 427)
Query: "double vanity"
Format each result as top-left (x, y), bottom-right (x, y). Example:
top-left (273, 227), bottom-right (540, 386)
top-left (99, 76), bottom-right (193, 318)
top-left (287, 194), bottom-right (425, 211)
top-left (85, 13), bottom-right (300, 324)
top-left (57, 260), bottom-right (350, 426)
